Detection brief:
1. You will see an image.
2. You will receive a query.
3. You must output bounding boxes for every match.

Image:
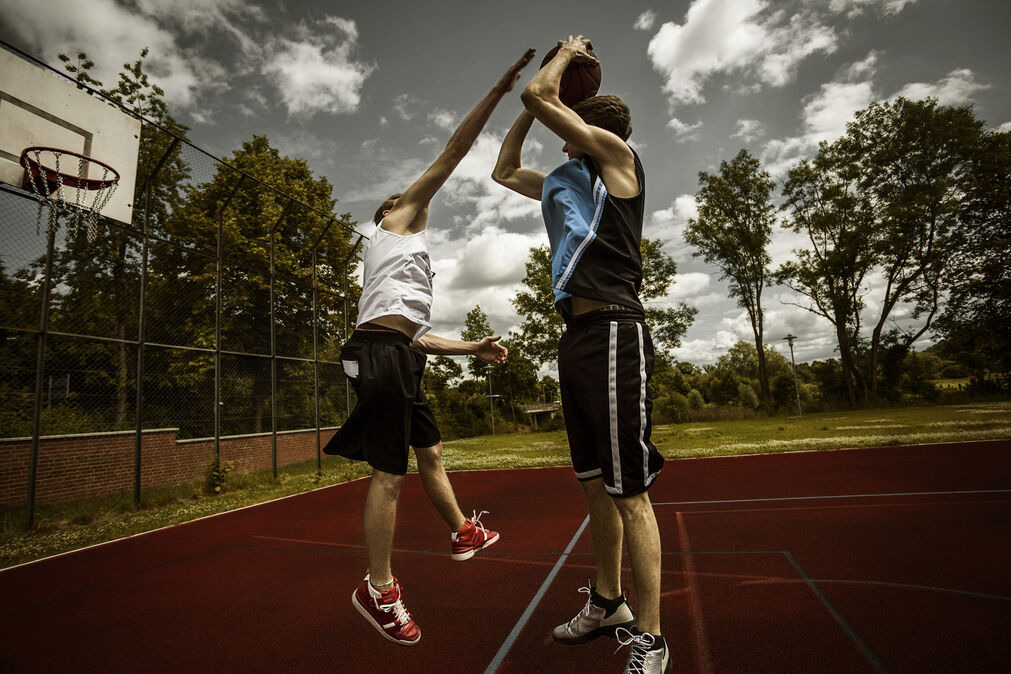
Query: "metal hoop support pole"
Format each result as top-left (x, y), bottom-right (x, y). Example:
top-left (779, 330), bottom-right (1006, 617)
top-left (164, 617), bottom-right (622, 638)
top-left (134, 137), bottom-right (180, 507)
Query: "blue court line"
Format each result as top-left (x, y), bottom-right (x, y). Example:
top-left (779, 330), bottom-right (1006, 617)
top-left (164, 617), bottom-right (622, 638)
top-left (653, 488), bottom-right (1011, 507)
top-left (484, 514), bottom-right (590, 674)
top-left (783, 551), bottom-right (888, 673)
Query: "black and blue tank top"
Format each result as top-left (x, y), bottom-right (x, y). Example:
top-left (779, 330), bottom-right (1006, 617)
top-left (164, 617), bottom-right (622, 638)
top-left (541, 147), bottom-right (646, 319)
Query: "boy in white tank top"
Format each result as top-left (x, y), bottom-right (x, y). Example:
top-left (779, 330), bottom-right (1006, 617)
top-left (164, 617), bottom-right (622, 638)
top-left (325, 48), bottom-right (535, 647)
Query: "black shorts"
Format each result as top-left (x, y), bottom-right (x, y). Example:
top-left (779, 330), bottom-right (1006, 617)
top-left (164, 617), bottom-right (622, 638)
top-left (558, 307), bottom-right (664, 497)
top-left (322, 329), bottom-right (441, 475)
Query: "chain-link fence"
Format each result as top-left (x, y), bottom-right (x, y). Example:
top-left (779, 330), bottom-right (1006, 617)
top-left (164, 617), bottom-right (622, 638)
top-left (0, 48), bottom-right (365, 525)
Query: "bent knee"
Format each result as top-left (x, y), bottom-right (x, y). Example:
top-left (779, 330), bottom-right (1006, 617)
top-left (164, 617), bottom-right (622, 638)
top-left (414, 441), bottom-right (444, 464)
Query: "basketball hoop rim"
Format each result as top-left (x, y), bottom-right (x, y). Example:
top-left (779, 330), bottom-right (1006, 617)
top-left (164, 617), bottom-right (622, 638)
top-left (20, 146), bottom-right (121, 191)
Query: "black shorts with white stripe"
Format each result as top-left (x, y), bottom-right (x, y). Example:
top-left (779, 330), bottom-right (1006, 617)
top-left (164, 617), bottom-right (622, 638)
top-left (322, 329), bottom-right (441, 475)
top-left (558, 306), bottom-right (664, 497)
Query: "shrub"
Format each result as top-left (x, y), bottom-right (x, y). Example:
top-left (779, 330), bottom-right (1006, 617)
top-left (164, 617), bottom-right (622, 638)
top-left (206, 458), bottom-right (234, 495)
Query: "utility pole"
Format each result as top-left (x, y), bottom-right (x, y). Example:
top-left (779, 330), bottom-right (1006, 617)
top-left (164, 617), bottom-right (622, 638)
top-left (784, 334), bottom-right (802, 416)
top-left (484, 365), bottom-right (496, 435)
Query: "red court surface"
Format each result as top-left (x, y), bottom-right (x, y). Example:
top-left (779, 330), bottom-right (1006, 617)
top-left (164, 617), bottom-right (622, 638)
top-left (2, 440), bottom-right (1009, 672)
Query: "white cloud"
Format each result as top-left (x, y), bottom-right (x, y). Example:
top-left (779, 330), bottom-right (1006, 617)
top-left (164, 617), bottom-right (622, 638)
top-left (426, 230), bottom-right (544, 338)
top-left (668, 272), bottom-right (712, 299)
top-left (998, 121), bottom-right (1011, 132)
top-left (666, 117), bottom-right (704, 142)
top-left (645, 0), bottom-right (837, 108)
top-left (828, 0), bottom-right (919, 18)
top-left (761, 76), bottom-right (875, 176)
top-left (893, 68), bottom-right (989, 106)
top-left (428, 109), bottom-right (458, 130)
top-left (393, 93), bottom-right (418, 121)
top-left (647, 195), bottom-right (697, 262)
top-left (634, 10), bottom-right (657, 31)
top-left (0, 0), bottom-right (214, 107)
top-left (442, 131), bottom-right (544, 231)
top-left (731, 119), bottom-right (765, 143)
top-left (445, 230), bottom-right (540, 290)
top-left (135, 0), bottom-right (265, 60)
top-left (263, 16), bottom-right (374, 117)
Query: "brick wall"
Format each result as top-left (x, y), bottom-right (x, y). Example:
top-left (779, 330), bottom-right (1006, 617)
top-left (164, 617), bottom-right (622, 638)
top-left (0, 427), bottom-right (339, 506)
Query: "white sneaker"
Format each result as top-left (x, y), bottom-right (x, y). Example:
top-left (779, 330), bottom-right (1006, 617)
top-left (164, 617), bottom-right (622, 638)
top-left (552, 583), bottom-right (636, 644)
top-left (615, 627), bottom-right (671, 674)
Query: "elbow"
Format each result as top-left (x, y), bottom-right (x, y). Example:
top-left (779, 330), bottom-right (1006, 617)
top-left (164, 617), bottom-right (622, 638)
top-left (491, 166), bottom-right (510, 186)
top-left (520, 87), bottom-right (540, 109)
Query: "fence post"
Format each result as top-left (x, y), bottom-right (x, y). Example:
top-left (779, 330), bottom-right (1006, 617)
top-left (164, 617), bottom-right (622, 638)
top-left (214, 176), bottom-right (245, 465)
top-left (26, 223), bottom-right (58, 529)
top-left (341, 236), bottom-right (363, 418)
top-left (269, 199), bottom-right (295, 480)
top-left (134, 136), bottom-right (180, 507)
top-left (311, 221), bottom-right (335, 473)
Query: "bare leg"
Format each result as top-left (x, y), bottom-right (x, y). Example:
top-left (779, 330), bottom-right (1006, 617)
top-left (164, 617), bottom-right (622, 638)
top-left (363, 468), bottom-right (405, 586)
top-left (581, 477), bottom-right (623, 600)
top-left (414, 442), bottom-right (466, 531)
top-left (613, 490), bottom-right (662, 635)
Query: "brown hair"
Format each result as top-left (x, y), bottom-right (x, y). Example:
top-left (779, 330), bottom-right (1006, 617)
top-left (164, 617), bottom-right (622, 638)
top-left (373, 193), bottom-right (402, 225)
top-left (571, 95), bottom-right (632, 141)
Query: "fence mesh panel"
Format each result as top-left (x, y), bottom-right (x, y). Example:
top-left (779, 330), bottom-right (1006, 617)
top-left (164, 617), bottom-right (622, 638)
top-left (0, 67), bottom-right (363, 516)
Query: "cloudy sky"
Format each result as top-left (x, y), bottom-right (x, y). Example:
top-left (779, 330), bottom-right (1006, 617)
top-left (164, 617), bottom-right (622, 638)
top-left (2, 0), bottom-right (1008, 367)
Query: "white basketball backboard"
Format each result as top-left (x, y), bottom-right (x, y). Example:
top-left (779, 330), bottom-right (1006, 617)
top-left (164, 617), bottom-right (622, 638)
top-left (0, 47), bottom-right (141, 225)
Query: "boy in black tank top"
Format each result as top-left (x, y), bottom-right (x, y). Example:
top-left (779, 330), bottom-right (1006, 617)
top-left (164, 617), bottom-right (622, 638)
top-left (493, 36), bottom-right (669, 674)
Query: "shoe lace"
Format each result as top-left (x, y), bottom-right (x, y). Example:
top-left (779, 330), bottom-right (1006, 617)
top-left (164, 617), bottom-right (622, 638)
top-left (471, 509), bottom-right (491, 533)
top-left (567, 582), bottom-right (593, 627)
top-left (614, 627), bottom-right (656, 674)
top-left (374, 586), bottom-right (413, 628)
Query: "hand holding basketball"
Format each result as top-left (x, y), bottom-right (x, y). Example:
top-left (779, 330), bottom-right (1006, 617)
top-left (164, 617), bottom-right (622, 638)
top-left (558, 35), bottom-right (597, 64)
top-left (540, 35), bottom-right (601, 107)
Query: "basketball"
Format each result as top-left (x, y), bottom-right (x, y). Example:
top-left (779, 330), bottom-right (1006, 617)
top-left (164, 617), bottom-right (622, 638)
top-left (540, 44), bottom-right (601, 107)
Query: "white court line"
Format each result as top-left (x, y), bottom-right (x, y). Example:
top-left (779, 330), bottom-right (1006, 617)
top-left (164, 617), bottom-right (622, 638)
top-left (484, 515), bottom-right (590, 674)
top-left (653, 488), bottom-right (1010, 507)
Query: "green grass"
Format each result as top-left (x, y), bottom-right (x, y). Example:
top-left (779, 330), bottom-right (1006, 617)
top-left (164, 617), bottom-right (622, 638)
top-left (2, 401), bottom-right (1009, 569)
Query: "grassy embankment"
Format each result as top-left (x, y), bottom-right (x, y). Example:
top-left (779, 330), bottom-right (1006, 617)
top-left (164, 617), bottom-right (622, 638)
top-left (2, 401), bottom-right (1009, 569)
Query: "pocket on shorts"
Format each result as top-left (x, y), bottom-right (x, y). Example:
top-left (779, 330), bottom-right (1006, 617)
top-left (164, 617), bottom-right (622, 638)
top-left (342, 359), bottom-right (360, 379)
top-left (340, 343), bottom-right (362, 379)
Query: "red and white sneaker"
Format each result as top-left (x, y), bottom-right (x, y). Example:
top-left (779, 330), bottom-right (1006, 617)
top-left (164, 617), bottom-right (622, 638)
top-left (452, 510), bottom-right (500, 561)
top-left (351, 573), bottom-right (421, 646)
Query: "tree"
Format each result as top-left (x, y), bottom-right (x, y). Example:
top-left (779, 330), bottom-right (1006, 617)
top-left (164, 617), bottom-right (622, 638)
top-left (685, 149), bottom-right (775, 407)
top-left (425, 356), bottom-right (463, 393)
top-left (511, 240), bottom-right (696, 367)
top-left (51, 48), bottom-right (192, 426)
top-left (778, 146), bottom-right (875, 405)
top-left (148, 135), bottom-right (357, 435)
top-left (461, 305), bottom-right (493, 378)
top-left (934, 129), bottom-right (1011, 373)
top-left (836, 97), bottom-right (984, 398)
top-left (510, 246), bottom-right (564, 367)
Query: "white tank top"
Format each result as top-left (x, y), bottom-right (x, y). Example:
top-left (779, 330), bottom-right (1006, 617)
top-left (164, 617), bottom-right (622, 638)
top-left (356, 222), bottom-right (434, 340)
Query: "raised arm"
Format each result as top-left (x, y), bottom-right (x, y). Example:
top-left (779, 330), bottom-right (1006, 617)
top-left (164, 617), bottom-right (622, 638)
top-left (412, 333), bottom-right (508, 363)
top-left (381, 48), bottom-right (536, 234)
top-left (492, 110), bottom-right (546, 200)
top-left (520, 36), bottom-right (632, 170)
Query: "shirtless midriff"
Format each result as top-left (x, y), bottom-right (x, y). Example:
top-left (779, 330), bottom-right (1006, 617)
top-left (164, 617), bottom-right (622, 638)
top-left (363, 314), bottom-right (422, 340)
top-left (570, 296), bottom-right (616, 316)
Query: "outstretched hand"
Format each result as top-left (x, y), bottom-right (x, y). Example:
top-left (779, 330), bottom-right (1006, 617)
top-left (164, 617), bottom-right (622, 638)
top-left (497, 48), bottom-right (537, 93)
top-left (475, 335), bottom-right (508, 364)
